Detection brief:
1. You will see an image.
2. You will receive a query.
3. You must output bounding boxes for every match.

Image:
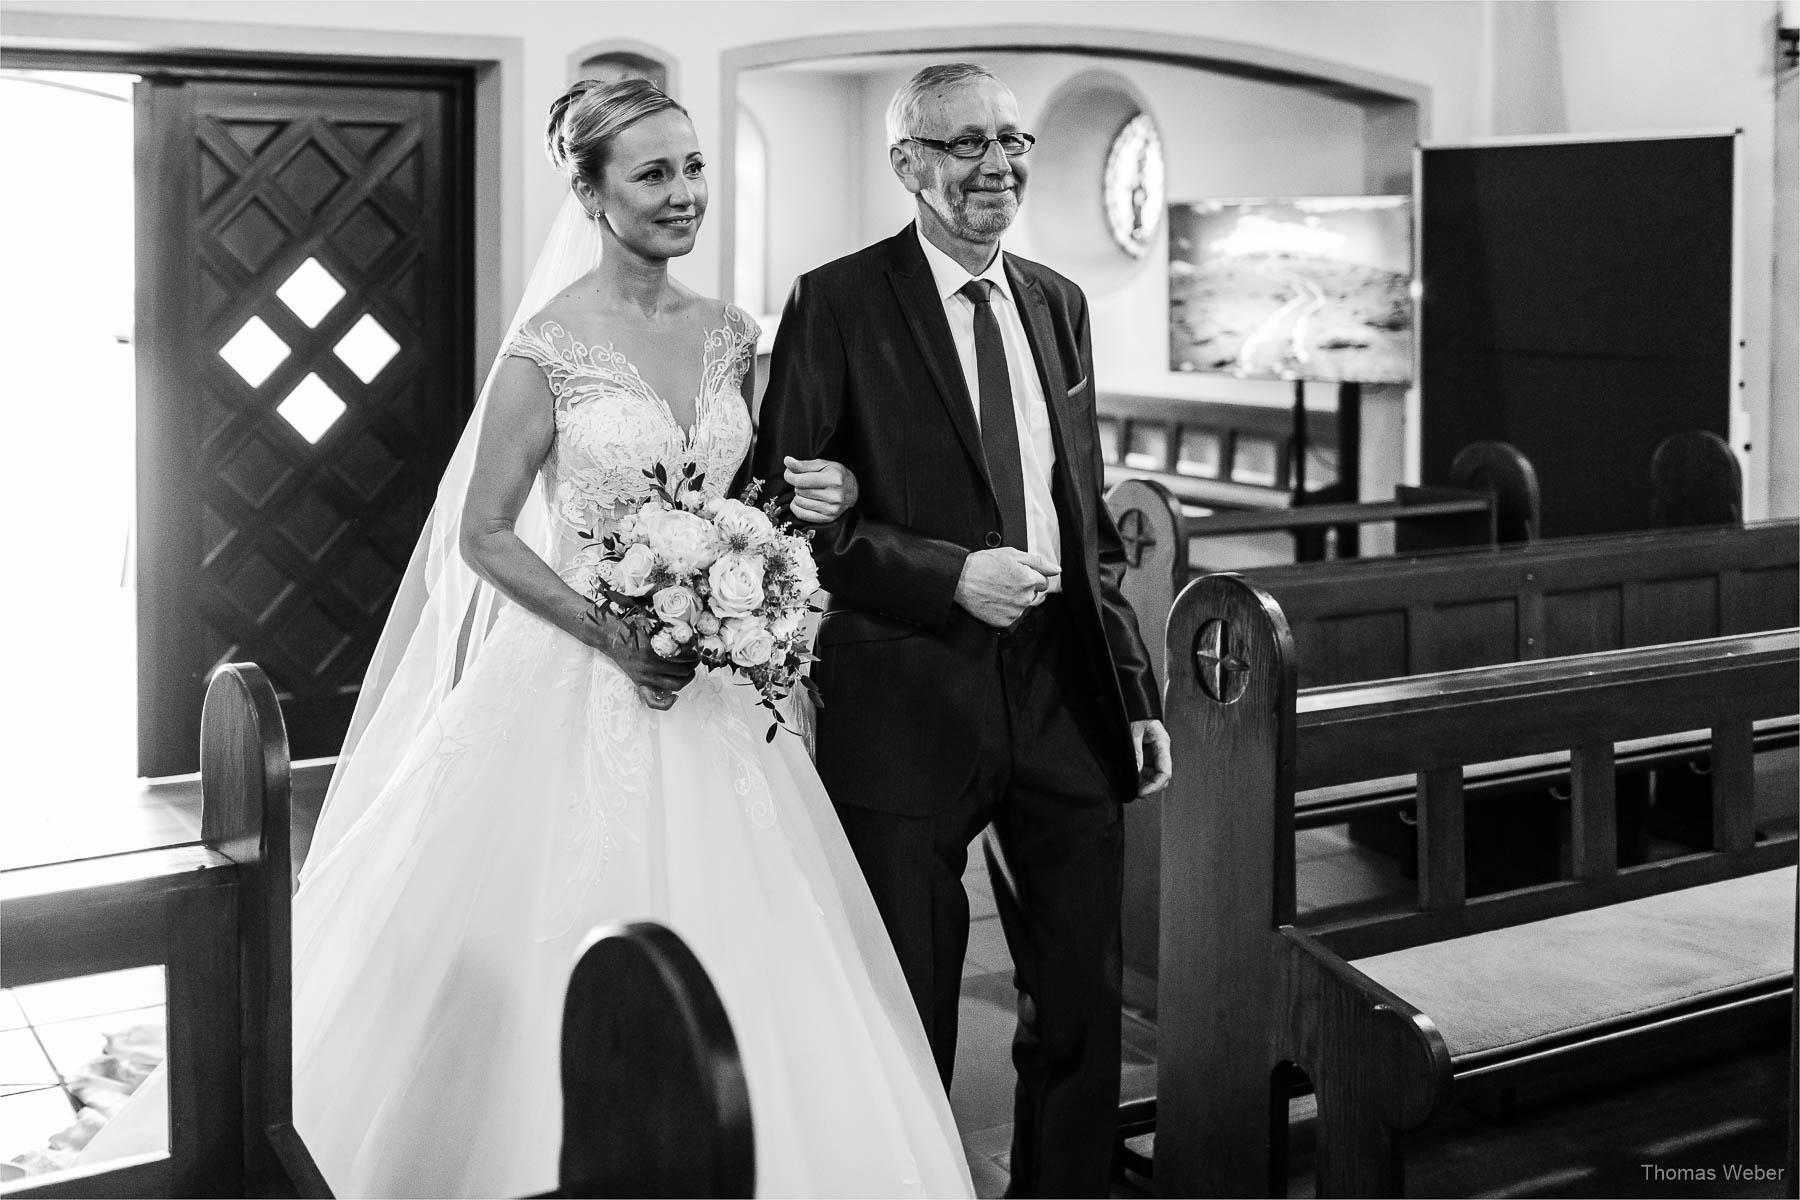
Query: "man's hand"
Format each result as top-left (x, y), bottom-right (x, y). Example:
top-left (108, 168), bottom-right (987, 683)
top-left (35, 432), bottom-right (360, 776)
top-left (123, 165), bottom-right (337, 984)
top-left (784, 456), bottom-right (859, 524)
top-left (1131, 719), bottom-right (1172, 797)
top-left (953, 548), bottom-right (1060, 628)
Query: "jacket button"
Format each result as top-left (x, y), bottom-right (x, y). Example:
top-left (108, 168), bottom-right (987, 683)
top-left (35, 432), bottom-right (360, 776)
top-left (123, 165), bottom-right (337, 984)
top-left (985, 531), bottom-right (1002, 548)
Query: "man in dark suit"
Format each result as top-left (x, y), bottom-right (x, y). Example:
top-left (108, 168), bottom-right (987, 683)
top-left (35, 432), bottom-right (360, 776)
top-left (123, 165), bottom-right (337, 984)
top-left (751, 62), bottom-right (1171, 1198)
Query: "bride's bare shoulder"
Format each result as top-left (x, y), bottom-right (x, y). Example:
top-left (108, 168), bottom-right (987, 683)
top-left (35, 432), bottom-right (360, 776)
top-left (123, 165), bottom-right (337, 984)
top-left (515, 292), bottom-right (605, 350)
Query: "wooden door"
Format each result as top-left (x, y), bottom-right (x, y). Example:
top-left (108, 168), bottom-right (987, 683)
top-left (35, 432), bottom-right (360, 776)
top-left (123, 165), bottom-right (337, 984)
top-left (137, 67), bottom-right (473, 776)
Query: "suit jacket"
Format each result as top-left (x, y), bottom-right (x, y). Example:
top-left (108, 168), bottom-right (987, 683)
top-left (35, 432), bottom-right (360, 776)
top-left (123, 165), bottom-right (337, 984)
top-left (750, 224), bottom-right (1161, 816)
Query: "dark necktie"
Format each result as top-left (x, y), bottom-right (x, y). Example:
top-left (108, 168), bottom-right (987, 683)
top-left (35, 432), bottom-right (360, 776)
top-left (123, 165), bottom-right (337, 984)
top-left (959, 279), bottom-right (1028, 551)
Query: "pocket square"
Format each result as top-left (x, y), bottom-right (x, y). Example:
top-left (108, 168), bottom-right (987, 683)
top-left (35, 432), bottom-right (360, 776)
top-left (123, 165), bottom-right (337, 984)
top-left (1067, 376), bottom-right (1090, 396)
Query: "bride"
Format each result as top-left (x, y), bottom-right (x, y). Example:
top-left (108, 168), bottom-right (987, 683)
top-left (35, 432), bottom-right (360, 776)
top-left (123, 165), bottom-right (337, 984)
top-left (291, 77), bottom-right (973, 1198)
top-left (86, 78), bottom-right (974, 1199)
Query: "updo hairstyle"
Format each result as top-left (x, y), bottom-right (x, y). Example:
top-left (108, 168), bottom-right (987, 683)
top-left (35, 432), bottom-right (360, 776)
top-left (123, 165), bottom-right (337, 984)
top-left (545, 77), bottom-right (688, 185)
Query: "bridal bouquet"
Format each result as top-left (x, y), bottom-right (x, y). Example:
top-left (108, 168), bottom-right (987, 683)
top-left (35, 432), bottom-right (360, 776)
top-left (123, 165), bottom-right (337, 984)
top-left (576, 462), bottom-right (823, 738)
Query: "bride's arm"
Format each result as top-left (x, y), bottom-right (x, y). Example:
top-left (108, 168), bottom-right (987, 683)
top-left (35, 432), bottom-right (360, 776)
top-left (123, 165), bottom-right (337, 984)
top-left (737, 345), bottom-right (857, 523)
top-left (460, 358), bottom-right (698, 698)
top-left (784, 457), bottom-right (858, 523)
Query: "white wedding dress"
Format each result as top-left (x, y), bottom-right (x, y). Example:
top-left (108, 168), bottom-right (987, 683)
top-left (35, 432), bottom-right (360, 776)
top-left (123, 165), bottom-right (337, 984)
top-left (291, 305), bottom-right (971, 1198)
top-left (81, 304), bottom-right (973, 1199)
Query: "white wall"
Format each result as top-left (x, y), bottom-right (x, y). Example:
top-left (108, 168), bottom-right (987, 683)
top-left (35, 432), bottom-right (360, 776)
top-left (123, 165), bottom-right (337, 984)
top-left (7, 0), bottom-right (1787, 507)
top-left (736, 68), bottom-right (864, 319)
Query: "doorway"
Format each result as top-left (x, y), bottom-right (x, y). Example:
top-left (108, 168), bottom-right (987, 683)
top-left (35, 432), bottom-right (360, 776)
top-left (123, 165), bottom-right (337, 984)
top-left (3, 53), bottom-right (477, 781)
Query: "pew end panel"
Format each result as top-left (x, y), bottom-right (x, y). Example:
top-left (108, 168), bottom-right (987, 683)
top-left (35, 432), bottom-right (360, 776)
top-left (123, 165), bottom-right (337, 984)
top-left (1651, 430), bottom-right (1743, 528)
top-left (1446, 440), bottom-right (1540, 544)
top-left (1278, 929), bottom-right (1452, 1197)
top-left (556, 922), bottom-right (754, 1199)
top-left (0, 663), bottom-right (321, 1199)
top-left (1104, 477), bottom-right (1186, 1001)
top-left (1157, 573), bottom-right (1459, 1197)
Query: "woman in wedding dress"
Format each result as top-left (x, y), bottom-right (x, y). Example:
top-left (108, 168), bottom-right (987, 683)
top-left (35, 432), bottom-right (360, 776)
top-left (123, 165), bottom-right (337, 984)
top-left (85, 78), bottom-right (974, 1199)
top-left (289, 78), bottom-right (974, 1198)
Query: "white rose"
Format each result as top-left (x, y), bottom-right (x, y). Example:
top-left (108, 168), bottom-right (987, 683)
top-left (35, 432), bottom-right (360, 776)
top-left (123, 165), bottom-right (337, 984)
top-left (650, 629), bottom-right (684, 659)
top-left (708, 552), bottom-right (766, 617)
top-left (613, 543), bottom-right (658, 596)
top-left (651, 584), bottom-right (702, 625)
top-left (769, 609), bottom-right (802, 640)
top-left (613, 512), bottom-right (641, 541)
top-left (714, 498), bottom-right (777, 551)
top-left (679, 487), bottom-right (707, 511)
top-left (723, 617), bottom-right (776, 668)
top-left (695, 611), bottom-right (722, 636)
top-left (645, 509), bottom-right (722, 574)
top-left (664, 619), bottom-right (694, 644)
top-left (697, 633), bottom-right (727, 657)
top-left (783, 536), bottom-right (820, 596)
top-left (701, 496), bottom-right (726, 519)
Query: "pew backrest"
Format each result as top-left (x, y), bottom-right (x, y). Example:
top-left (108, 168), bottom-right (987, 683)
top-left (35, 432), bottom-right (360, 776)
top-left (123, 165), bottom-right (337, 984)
top-left (1168, 572), bottom-right (1800, 962)
top-left (1254, 520), bottom-right (1799, 687)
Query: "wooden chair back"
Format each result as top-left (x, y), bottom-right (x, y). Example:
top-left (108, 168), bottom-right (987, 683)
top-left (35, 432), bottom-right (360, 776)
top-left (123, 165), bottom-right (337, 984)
top-left (557, 923), bottom-right (754, 1199)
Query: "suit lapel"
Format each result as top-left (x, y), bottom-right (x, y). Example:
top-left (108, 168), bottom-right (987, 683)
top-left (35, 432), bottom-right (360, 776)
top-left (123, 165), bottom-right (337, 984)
top-left (1007, 258), bottom-right (1069, 437)
top-left (885, 230), bottom-right (991, 486)
top-left (1007, 257), bottom-right (1094, 531)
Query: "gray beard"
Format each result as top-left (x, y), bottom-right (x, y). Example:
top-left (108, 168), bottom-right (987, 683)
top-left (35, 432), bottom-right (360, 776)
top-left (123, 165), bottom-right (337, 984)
top-left (930, 190), bottom-right (1017, 240)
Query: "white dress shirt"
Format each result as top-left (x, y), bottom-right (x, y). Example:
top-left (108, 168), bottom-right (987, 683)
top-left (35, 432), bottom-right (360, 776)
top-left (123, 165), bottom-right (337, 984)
top-left (915, 226), bottom-right (1062, 587)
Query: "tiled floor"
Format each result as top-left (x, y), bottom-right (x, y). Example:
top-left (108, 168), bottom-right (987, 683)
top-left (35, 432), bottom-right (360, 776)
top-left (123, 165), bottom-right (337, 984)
top-left (0, 967), bottom-right (167, 1181)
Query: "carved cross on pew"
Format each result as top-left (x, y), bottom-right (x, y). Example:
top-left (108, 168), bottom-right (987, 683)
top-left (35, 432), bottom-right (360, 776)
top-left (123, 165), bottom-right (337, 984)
top-left (1118, 507), bottom-right (1157, 568)
top-left (1193, 618), bottom-right (1250, 704)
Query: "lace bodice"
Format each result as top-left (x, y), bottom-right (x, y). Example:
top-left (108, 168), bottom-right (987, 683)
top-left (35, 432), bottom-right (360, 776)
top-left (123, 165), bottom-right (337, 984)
top-left (505, 304), bottom-right (758, 559)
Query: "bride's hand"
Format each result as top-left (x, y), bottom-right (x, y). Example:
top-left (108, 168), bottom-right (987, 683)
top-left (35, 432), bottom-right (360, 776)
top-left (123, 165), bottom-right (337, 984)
top-left (784, 456), bottom-right (859, 524)
top-left (578, 607), bottom-right (697, 709)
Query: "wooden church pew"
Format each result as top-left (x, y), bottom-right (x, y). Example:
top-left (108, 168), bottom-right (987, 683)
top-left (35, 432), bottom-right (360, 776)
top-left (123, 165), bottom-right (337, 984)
top-left (0, 662), bottom-right (325, 1198)
top-left (1115, 515), bottom-right (1800, 999)
top-left (1153, 573), bottom-right (1798, 1197)
top-left (2, 666), bottom-right (753, 1199)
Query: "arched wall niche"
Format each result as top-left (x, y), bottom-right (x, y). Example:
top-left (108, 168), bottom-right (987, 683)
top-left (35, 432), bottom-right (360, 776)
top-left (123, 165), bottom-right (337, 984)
top-left (1027, 68), bottom-right (1161, 296)
top-left (565, 37), bottom-right (677, 95)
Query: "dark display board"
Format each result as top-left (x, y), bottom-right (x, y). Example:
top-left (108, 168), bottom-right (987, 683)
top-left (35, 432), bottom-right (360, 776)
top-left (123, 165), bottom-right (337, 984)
top-left (1418, 134), bottom-right (1735, 537)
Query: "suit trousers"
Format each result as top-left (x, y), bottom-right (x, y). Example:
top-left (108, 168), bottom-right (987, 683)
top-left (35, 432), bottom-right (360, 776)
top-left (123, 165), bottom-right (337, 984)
top-left (831, 596), bottom-right (1125, 1199)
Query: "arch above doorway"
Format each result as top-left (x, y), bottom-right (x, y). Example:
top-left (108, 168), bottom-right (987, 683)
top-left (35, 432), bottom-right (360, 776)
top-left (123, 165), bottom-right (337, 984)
top-left (716, 23), bottom-right (1426, 305)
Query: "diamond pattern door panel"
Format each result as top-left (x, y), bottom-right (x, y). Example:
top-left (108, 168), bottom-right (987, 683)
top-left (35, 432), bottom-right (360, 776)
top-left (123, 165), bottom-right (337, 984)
top-left (138, 72), bottom-right (472, 774)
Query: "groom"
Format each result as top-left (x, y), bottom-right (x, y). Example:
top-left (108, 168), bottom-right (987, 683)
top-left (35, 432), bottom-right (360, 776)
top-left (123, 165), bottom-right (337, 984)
top-left (752, 63), bottom-right (1170, 1197)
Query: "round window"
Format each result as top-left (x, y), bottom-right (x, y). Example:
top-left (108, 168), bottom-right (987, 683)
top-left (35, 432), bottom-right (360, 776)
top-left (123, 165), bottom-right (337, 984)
top-left (1101, 113), bottom-right (1165, 259)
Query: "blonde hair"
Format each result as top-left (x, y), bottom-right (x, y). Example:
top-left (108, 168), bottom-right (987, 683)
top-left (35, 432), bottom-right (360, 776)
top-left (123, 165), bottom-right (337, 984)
top-left (885, 63), bottom-right (999, 146)
top-left (545, 77), bottom-right (687, 184)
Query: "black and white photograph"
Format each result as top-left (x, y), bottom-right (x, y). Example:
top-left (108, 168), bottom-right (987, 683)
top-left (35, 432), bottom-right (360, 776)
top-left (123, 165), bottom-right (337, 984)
top-left (0, 2), bottom-right (1794, 1198)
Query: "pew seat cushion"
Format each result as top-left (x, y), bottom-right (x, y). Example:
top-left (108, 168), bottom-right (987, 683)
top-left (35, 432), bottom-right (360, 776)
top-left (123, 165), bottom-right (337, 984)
top-left (1352, 866), bottom-right (1795, 1066)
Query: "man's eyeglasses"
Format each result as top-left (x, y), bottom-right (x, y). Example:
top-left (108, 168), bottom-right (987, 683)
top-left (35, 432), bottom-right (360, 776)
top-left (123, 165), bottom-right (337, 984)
top-left (905, 132), bottom-right (1037, 159)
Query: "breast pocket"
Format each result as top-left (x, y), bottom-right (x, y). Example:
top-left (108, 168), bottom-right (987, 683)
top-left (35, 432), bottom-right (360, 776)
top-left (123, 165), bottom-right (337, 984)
top-left (1065, 375), bottom-right (1094, 413)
